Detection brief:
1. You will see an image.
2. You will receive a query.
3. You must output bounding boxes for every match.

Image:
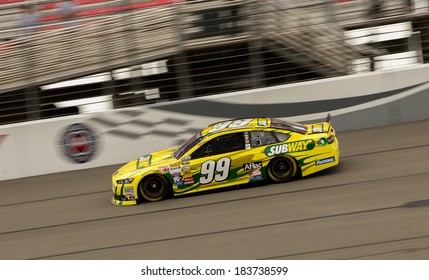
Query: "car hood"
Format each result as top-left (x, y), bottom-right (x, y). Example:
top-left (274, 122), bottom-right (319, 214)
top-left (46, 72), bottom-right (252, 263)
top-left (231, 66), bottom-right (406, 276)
top-left (113, 147), bottom-right (177, 178)
top-left (136, 147), bottom-right (177, 168)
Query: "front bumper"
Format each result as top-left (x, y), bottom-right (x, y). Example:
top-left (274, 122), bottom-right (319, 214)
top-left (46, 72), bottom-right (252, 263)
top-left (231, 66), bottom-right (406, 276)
top-left (111, 196), bottom-right (137, 206)
top-left (111, 184), bottom-right (138, 206)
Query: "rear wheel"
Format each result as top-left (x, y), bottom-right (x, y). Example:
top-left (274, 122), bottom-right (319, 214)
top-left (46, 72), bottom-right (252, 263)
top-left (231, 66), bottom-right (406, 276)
top-left (267, 156), bottom-right (298, 183)
top-left (138, 175), bottom-right (170, 202)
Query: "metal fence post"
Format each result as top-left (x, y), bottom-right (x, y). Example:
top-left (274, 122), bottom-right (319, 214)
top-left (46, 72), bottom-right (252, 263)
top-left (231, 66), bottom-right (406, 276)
top-left (21, 37), bottom-right (41, 121)
top-left (172, 1), bottom-right (194, 99)
top-left (247, 0), bottom-right (265, 88)
top-left (120, 1), bottom-right (145, 101)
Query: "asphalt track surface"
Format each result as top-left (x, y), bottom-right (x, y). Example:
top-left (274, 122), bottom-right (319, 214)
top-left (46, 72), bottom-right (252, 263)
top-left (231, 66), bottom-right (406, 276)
top-left (1, 120), bottom-right (429, 260)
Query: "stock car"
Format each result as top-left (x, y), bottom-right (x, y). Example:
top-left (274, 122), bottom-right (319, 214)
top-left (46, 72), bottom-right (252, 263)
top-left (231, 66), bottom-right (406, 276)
top-left (112, 114), bottom-right (339, 206)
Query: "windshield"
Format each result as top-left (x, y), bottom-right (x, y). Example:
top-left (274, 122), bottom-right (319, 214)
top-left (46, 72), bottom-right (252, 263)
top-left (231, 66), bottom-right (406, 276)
top-left (173, 132), bottom-right (203, 159)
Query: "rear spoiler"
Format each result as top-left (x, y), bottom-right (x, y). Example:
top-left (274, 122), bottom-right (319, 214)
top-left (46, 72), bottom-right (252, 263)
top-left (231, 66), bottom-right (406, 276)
top-left (326, 113), bottom-right (332, 133)
top-left (308, 113), bottom-right (332, 134)
top-left (326, 113), bottom-right (331, 124)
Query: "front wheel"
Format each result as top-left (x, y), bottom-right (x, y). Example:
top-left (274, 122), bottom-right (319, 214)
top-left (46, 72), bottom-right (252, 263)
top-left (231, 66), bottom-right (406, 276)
top-left (138, 175), bottom-right (170, 202)
top-left (267, 156), bottom-right (298, 183)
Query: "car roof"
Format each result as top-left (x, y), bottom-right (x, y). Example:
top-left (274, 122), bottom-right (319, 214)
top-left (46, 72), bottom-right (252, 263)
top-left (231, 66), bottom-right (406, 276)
top-left (201, 118), bottom-right (308, 137)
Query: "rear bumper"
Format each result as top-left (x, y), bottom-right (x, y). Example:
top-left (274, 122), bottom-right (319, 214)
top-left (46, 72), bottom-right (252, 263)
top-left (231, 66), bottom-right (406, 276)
top-left (301, 139), bottom-right (340, 176)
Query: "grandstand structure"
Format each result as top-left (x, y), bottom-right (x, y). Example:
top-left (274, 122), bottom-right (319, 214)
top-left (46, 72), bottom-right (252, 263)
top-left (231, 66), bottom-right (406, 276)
top-left (1, 0), bottom-right (429, 124)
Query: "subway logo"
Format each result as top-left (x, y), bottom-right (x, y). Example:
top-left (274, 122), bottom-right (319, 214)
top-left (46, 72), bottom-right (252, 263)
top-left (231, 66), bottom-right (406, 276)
top-left (264, 140), bottom-right (315, 157)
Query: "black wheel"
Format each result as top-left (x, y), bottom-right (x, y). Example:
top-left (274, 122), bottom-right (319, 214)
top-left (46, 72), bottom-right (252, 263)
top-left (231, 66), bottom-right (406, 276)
top-left (267, 156), bottom-right (298, 183)
top-left (138, 175), bottom-right (169, 202)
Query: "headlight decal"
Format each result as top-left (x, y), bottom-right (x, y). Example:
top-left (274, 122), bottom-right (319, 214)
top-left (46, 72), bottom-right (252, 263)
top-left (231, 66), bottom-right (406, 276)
top-left (115, 178), bottom-right (134, 184)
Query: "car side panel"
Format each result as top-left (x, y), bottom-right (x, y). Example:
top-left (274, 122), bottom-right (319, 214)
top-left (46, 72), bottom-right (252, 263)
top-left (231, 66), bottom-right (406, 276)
top-left (171, 149), bottom-right (261, 195)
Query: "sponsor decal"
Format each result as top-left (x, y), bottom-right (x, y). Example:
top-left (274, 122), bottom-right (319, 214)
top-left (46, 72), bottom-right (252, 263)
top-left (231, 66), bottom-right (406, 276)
top-left (170, 162), bottom-right (182, 174)
top-left (245, 132), bottom-right (250, 146)
top-left (252, 169), bottom-right (261, 176)
top-left (184, 177), bottom-right (195, 185)
top-left (159, 166), bottom-right (170, 173)
top-left (245, 143), bottom-right (251, 150)
top-left (59, 123), bottom-right (98, 164)
top-left (182, 170), bottom-right (195, 185)
top-left (124, 187), bottom-right (135, 200)
top-left (113, 170), bottom-right (119, 176)
top-left (124, 187), bottom-right (134, 196)
top-left (249, 169), bottom-right (262, 181)
top-left (243, 162), bottom-right (263, 171)
top-left (173, 175), bottom-right (183, 187)
top-left (182, 165), bottom-right (191, 171)
top-left (316, 156), bottom-right (335, 166)
top-left (264, 139), bottom-right (315, 157)
top-left (181, 156), bottom-right (191, 164)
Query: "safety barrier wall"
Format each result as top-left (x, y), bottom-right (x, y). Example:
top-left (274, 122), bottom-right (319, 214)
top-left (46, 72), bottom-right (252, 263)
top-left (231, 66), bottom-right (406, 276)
top-left (1, 63), bottom-right (429, 181)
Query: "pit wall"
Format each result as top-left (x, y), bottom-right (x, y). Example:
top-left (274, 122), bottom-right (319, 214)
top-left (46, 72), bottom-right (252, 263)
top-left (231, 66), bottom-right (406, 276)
top-left (1, 64), bottom-right (429, 181)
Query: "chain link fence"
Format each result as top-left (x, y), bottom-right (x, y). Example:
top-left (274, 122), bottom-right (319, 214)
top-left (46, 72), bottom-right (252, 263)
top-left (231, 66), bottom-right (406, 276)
top-left (0, 0), bottom-right (428, 125)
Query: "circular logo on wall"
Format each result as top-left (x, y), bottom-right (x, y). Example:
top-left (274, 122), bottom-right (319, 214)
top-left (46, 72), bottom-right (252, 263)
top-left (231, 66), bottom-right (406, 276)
top-left (60, 123), bottom-right (98, 163)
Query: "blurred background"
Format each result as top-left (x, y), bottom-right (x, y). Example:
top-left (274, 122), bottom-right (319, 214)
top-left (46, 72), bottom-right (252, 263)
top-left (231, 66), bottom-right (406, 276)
top-left (1, 1), bottom-right (429, 261)
top-left (1, 0), bottom-right (428, 125)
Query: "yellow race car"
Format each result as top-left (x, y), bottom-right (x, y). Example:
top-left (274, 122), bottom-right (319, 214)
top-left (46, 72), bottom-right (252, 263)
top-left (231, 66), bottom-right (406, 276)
top-left (112, 114), bottom-right (339, 206)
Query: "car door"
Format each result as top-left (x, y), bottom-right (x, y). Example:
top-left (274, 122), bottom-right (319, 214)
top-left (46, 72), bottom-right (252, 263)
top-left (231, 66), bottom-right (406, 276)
top-left (186, 131), bottom-right (255, 192)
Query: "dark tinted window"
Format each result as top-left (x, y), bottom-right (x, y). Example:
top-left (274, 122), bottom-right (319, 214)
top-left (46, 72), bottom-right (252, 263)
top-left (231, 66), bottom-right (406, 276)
top-left (274, 132), bottom-right (290, 142)
top-left (250, 131), bottom-right (276, 147)
top-left (192, 132), bottom-right (245, 159)
top-left (270, 119), bottom-right (307, 134)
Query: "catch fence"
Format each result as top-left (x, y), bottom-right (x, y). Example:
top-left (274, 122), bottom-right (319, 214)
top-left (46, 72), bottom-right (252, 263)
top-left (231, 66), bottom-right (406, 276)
top-left (0, 0), bottom-right (428, 124)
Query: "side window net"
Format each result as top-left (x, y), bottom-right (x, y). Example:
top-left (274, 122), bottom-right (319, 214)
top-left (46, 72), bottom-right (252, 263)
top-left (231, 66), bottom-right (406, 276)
top-left (215, 133), bottom-right (245, 154)
top-left (192, 142), bottom-right (214, 159)
top-left (191, 133), bottom-right (245, 159)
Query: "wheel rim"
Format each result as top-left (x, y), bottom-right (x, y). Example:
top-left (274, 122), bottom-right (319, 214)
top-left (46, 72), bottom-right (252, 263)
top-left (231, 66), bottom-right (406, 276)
top-left (143, 177), bottom-right (165, 198)
top-left (272, 159), bottom-right (292, 178)
top-left (269, 157), bottom-right (296, 181)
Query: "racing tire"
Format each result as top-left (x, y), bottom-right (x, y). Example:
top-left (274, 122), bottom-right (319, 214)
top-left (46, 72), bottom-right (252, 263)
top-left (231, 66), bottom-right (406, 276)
top-left (138, 175), bottom-right (170, 202)
top-left (267, 156), bottom-right (298, 183)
